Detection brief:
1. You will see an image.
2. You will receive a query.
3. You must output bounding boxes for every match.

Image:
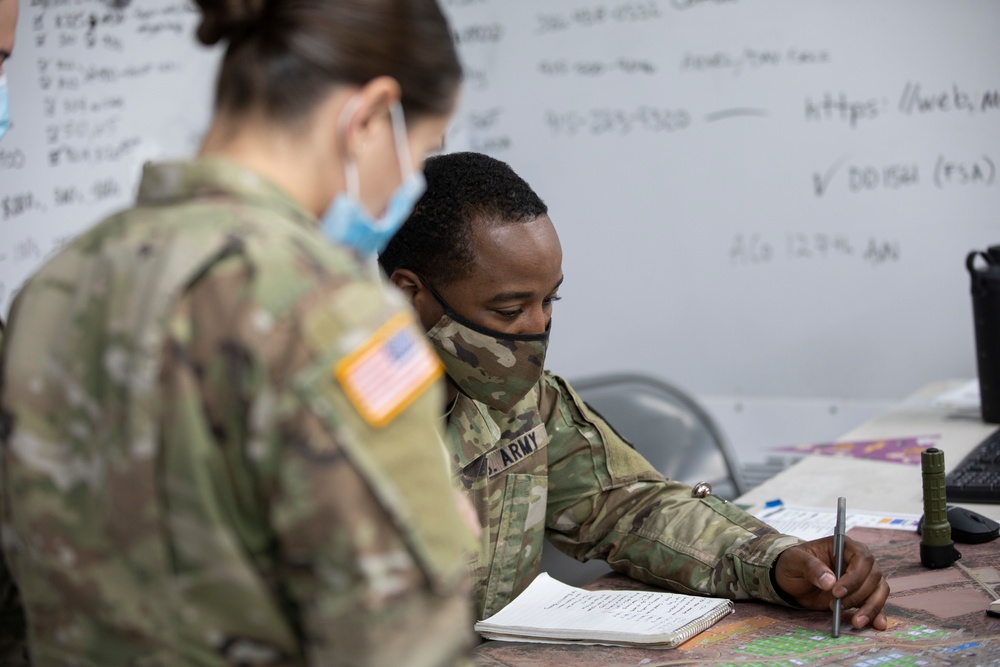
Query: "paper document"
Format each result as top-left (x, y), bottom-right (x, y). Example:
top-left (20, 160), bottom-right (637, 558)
top-left (755, 504), bottom-right (921, 541)
top-left (474, 572), bottom-right (733, 648)
top-left (931, 379), bottom-right (981, 416)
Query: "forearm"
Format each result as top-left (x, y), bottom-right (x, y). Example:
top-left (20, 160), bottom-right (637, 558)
top-left (542, 373), bottom-right (803, 604)
top-left (559, 480), bottom-right (803, 604)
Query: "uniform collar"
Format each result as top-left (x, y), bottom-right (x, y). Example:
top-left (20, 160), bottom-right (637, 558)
top-left (444, 384), bottom-right (548, 471)
top-left (136, 158), bottom-right (316, 230)
top-left (445, 393), bottom-right (504, 470)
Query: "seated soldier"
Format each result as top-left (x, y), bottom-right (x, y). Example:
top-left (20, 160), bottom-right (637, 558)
top-left (378, 151), bottom-right (889, 628)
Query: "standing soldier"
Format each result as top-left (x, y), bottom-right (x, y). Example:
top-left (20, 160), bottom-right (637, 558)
top-left (0, 0), bottom-right (21, 662)
top-left (0, 2), bottom-right (476, 665)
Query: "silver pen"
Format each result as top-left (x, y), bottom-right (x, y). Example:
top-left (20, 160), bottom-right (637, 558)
top-left (832, 496), bottom-right (846, 638)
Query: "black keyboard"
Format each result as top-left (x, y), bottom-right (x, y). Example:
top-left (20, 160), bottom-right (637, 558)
top-left (945, 428), bottom-right (1000, 503)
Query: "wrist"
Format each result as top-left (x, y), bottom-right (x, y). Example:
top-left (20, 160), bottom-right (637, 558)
top-left (770, 551), bottom-right (803, 608)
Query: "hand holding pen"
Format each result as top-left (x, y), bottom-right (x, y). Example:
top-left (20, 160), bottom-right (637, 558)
top-left (771, 513), bottom-right (890, 631)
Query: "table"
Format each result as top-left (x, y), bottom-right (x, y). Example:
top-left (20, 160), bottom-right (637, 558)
top-left (737, 380), bottom-right (1000, 521)
top-left (475, 528), bottom-right (1000, 666)
top-left (473, 381), bottom-right (1000, 666)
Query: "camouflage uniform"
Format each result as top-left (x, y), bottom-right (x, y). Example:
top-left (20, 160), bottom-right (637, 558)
top-left (0, 159), bottom-right (474, 666)
top-left (447, 371), bottom-right (803, 621)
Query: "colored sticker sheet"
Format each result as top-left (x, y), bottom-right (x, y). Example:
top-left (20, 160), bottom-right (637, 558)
top-left (771, 435), bottom-right (940, 466)
top-left (754, 504), bottom-right (922, 541)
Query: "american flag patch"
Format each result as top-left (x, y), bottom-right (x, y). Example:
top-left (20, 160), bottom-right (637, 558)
top-left (335, 313), bottom-right (443, 427)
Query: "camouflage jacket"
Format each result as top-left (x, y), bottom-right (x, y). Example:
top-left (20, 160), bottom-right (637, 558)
top-left (447, 372), bottom-right (803, 620)
top-left (0, 159), bottom-right (473, 666)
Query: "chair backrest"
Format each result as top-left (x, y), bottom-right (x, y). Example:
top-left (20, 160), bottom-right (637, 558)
top-left (570, 373), bottom-right (746, 500)
top-left (539, 373), bottom-right (746, 586)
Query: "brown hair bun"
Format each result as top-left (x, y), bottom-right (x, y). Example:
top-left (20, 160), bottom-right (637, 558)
top-left (200, 0), bottom-right (461, 124)
top-left (193, 0), bottom-right (267, 46)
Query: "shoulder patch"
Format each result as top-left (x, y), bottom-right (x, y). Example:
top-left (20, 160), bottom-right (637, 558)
top-left (335, 312), bottom-right (442, 427)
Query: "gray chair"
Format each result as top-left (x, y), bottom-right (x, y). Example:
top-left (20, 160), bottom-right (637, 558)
top-left (572, 373), bottom-right (746, 499)
top-left (539, 372), bottom-right (745, 586)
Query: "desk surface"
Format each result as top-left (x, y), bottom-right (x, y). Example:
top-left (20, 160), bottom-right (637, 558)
top-left (474, 382), bottom-right (1000, 665)
top-left (475, 528), bottom-right (1000, 666)
top-left (737, 380), bottom-right (1000, 521)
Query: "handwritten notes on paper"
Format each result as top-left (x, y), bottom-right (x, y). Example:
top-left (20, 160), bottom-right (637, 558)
top-left (474, 573), bottom-right (734, 647)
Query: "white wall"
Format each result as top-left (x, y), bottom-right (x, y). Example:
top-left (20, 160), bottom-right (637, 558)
top-left (437, 0), bottom-right (998, 463)
top-left (441, 0), bottom-right (998, 407)
top-left (1, 1), bottom-right (995, 467)
top-left (0, 1), bottom-right (221, 313)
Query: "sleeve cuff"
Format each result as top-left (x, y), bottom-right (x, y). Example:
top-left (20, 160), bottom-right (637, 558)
top-left (734, 533), bottom-right (805, 606)
top-left (769, 558), bottom-right (805, 608)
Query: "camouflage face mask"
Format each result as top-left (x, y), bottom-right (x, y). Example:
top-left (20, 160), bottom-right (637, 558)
top-left (420, 278), bottom-right (550, 412)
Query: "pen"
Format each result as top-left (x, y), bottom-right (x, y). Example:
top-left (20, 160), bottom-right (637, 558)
top-left (832, 496), bottom-right (846, 638)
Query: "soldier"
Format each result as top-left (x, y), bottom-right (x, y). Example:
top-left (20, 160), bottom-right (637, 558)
top-left (379, 151), bottom-right (890, 629)
top-left (0, 1), bottom-right (20, 662)
top-left (0, 1), bottom-right (476, 665)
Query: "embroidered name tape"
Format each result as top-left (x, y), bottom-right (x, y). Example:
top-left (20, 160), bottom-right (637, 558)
top-left (336, 313), bottom-right (442, 427)
top-left (487, 423), bottom-right (549, 477)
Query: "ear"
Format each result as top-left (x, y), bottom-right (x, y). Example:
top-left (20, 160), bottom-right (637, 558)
top-left (390, 268), bottom-right (443, 332)
top-left (341, 76), bottom-right (402, 161)
top-left (389, 268), bottom-right (422, 303)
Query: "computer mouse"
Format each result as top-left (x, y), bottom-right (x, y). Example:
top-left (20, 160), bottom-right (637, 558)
top-left (946, 506), bottom-right (1000, 543)
top-left (917, 506), bottom-right (1000, 544)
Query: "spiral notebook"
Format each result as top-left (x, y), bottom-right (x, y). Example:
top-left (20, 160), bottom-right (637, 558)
top-left (474, 573), bottom-right (734, 649)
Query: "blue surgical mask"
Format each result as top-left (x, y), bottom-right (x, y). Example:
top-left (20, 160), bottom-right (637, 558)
top-left (320, 101), bottom-right (426, 258)
top-left (0, 74), bottom-right (10, 141)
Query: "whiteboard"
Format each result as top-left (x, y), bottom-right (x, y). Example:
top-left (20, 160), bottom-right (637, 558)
top-left (440, 0), bottom-right (1000, 401)
top-left (1, 0), bottom-right (997, 406)
top-left (0, 0), bottom-right (221, 316)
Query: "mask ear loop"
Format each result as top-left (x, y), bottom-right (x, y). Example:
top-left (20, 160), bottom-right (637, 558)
top-left (416, 274), bottom-right (454, 313)
top-left (388, 101), bottom-right (415, 181)
top-left (338, 94), bottom-right (363, 201)
top-left (417, 275), bottom-right (552, 342)
top-left (339, 97), bottom-right (412, 204)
